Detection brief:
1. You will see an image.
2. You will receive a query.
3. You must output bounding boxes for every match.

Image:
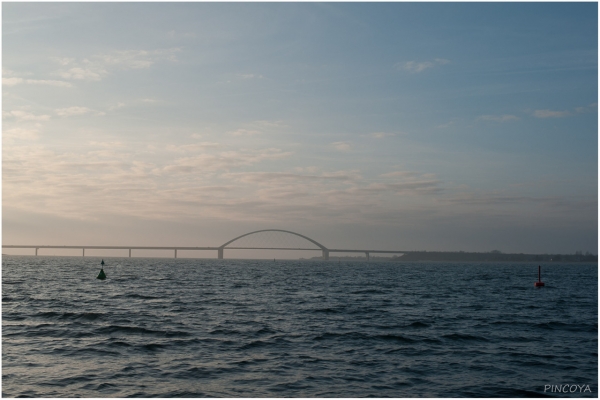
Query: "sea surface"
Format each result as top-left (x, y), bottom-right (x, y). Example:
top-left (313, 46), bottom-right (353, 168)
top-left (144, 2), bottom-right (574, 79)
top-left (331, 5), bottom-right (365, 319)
top-left (2, 256), bottom-right (597, 397)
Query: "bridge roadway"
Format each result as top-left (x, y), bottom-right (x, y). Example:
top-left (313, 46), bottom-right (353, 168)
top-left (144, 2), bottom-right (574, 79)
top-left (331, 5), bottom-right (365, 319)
top-left (2, 245), bottom-right (407, 260)
top-left (3, 229), bottom-right (409, 260)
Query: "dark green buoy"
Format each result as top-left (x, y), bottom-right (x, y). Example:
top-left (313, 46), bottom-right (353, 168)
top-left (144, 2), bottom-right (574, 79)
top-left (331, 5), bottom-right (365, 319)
top-left (97, 259), bottom-right (106, 280)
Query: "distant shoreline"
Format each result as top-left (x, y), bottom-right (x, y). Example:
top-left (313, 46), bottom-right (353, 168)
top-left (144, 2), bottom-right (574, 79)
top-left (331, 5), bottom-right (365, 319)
top-left (310, 251), bottom-right (598, 262)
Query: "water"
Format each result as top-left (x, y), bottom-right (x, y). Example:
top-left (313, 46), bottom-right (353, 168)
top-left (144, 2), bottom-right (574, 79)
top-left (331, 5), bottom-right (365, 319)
top-left (2, 256), bottom-right (597, 397)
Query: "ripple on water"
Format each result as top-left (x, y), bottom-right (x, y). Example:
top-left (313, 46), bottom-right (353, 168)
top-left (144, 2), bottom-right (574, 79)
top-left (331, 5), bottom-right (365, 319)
top-left (2, 258), bottom-right (597, 397)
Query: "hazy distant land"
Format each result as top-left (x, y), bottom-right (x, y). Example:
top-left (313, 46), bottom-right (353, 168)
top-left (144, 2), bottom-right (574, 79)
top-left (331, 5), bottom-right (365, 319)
top-left (308, 251), bottom-right (598, 262)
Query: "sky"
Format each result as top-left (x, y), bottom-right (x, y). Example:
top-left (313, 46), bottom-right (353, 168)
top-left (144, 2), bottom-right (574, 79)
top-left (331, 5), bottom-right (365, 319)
top-left (2, 2), bottom-right (598, 258)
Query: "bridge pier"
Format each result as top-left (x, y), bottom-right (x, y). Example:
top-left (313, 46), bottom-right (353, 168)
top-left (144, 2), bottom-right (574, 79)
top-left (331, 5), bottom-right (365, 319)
top-left (322, 249), bottom-right (329, 260)
top-left (174, 249), bottom-right (177, 259)
top-left (35, 248), bottom-right (38, 256)
top-left (129, 249), bottom-right (131, 258)
top-left (365, 252), bottom-right (370, 261)
top-left (218, 248), bottom-right (224, 259)
top-left (83, 248), bottom-right (85, 257)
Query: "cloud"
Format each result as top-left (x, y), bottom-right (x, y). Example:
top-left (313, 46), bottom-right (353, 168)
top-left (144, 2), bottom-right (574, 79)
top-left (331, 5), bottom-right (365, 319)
top-left (162, 148), bottom-right (293, 174)
top-left (253, 120), bottom-right (286, 128)
top-left (365, 132), bottom-right (396, 139)
top-left (166, 142), bottom-right (220, 152)
top-left (220, 169), bottom-right (445, 224)
top-left (55, 106), bottom-right (105, 117)
top-left (374, 171), bottom-right (442, 195)
top-left (2, 68), bottom-right (18, 76)
top-left (332, 141), bottom-right (352, 152)
top-left (27, 79), bottom-right (73, 87)
top-left (52, 57), bottom-right (75, 66)
top-left (437, 119), bottom-right (457, 129)
top-left (108, 102), bottom-right (126, 111)
top-left (248, 120), bottom-right (288, 132)
top-left (223, 171), bottom-right (361, 184)
top-left (398, 58), bottom-right (450, 73)
top-left (226, 121), bottom-right (288, 137)
top-left (3, 77), bottom-right (23, 86)
top-left (2, 135), bottom-right (451, 227)
top-left (534, 104), bottom-right (597, 118)
top-left (97, 49), bottom-right (180, 69)
top-left (212, 168), bottom-right (443, 223)
top-left (2, 145), bottom-right (166, 221)
top-left (575, 103), bottom-right (597, 114)
top-left (60, 67), bottom-right (105, 81)
top-left (533, 109), bottom-right (571, 118)
top-left (3, 127), bottom-right (40, 142)
top-left (3, 77), bottom-right (72, 87)
top-left (56, 48), bottom-right (181, 81)
top-left (3, 110), bottom-right (51, 121)
top-left (294, 166), bottom-right (319, 174)
top-left (478, 114), bottom-right (519, 122)
top-left (380, 171), bottom-right (420, 178)
top-left (381, 180), bottom-right (442, 194)
top-left (88, 141), bottom-right (125, 149)
top-left (229, 129), bottom-right (261, 136)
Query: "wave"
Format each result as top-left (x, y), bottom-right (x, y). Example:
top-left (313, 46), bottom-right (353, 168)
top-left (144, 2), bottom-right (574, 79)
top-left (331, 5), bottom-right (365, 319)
top-left (312, 307), bottom-right (343, 314)
top-left (238, 336), bottom-right (291, 350)
top-left (534, 321), bottom-right (597, 332)
top-left (374, 333), bottom-right (418, 343)
top-left (442, 333), bottom-right (489, 342)
top-left (139, 342), bottom-right (166, 351)
top-left (121, 293), bottom-right (162, 300)
top-left (312, 331), bottom-right (417, 343)
top-left (96, 325), bottom-right (190, 337)
top-left (349, 289), bottom-right (388, 295)
top-left (407, 321), bottom-right (430, 328)
top-left (35, 311), bottom-right (105, 321)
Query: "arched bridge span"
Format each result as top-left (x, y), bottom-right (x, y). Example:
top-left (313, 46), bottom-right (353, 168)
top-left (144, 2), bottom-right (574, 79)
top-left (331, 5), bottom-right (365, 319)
top-left (217, 229), bottom-right (329, 259)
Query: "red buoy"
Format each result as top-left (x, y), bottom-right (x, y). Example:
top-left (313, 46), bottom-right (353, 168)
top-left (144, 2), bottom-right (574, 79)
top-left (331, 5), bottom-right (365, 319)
top-left (534, 265), bottom-right (545, 287)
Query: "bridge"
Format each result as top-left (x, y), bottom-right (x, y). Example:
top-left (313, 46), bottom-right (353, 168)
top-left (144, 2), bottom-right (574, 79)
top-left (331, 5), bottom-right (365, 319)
top-left (2, 229), bottom-right (409, 260)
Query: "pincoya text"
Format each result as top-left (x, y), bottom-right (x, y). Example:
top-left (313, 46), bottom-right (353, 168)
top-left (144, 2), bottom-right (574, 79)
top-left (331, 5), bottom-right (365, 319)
top-left (544, 384), bottom-right (592, 393)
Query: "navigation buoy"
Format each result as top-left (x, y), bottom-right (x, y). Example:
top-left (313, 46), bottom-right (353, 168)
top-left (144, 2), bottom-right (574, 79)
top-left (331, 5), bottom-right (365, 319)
top-left (534, 265), bottom-right (544, 287)
top-left (97, 259), bottom-right (106, 280)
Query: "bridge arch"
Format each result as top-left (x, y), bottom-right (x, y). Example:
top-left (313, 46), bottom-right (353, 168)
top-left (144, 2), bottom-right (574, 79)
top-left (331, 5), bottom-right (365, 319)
top-left (218, 229), bottom-right (329, 260)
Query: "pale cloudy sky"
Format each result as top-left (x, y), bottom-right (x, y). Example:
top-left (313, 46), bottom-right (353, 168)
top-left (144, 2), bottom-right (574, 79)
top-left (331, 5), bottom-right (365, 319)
top-left (2, 2), bottom-right (598, 258)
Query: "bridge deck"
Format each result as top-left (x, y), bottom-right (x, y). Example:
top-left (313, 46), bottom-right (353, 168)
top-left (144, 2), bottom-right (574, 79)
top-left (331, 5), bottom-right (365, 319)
top-left (3, 245), bottom-right (408, 254)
